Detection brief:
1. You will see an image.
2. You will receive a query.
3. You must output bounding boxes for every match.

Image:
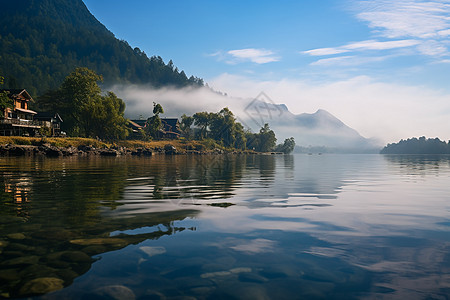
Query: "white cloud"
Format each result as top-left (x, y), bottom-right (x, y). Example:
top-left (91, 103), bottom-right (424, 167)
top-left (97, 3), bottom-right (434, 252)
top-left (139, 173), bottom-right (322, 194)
top-left (303, 48), bottom-right (350, 56)
top-left (355, 0), bottom-right (450, 39)
top-left (303, 39), bottom-right (419, 57)
top-left (226, 48), bottom-right (280, 64)
top-left (311, 55), bottom-right (388, 67)
top-left (303, 1), bottom-right (450, 65)
top-left (345, 39), bottom-right (420, 50)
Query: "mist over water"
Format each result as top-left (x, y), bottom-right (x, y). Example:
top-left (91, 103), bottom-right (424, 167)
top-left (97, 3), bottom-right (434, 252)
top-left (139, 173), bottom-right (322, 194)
top-left (112, 84), bottom-right (380, 149)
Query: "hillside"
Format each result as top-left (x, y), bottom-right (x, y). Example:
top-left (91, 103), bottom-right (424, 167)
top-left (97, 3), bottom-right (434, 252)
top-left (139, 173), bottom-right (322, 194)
top-left (0, 0), bottom-right (203, 96)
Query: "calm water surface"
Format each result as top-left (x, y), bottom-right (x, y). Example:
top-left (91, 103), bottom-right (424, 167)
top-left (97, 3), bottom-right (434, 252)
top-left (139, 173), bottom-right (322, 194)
top-left (0, 154), bottom-right (449, 299)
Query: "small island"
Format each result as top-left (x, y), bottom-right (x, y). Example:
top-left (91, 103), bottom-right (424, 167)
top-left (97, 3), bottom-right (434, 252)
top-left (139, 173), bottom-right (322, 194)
top-left (380, 136), bottom-right (450, 154)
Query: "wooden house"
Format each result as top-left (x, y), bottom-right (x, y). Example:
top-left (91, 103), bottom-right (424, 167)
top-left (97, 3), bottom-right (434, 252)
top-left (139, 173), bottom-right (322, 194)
top-left (34, 112), bottom-right (64, 136)
top-left (0, 89), bottom-right (41, 136)
top-left (160, 118), bottom-right (181, 139)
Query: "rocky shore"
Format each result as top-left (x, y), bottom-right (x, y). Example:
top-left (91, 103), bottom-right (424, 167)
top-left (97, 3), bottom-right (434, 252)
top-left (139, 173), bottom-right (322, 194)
top-left (0, 143), bottom-right (239, 157)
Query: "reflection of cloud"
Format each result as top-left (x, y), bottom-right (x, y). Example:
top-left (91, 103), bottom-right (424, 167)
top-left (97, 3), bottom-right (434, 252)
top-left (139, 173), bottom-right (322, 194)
top-left (139, 246), bottom-right (166, 257)
top-left (212, 238), bottom-right (277, 254)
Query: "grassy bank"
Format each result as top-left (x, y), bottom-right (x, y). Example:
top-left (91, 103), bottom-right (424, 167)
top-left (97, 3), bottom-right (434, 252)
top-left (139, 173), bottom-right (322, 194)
top-left (0, 136), bottom-right (251, 153)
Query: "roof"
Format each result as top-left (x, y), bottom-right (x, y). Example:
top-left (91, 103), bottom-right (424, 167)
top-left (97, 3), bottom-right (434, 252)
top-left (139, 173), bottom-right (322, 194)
top-left (161, 118), bottom-right (180, 133)
top-left (130, 119), bottom-right (147, 127)
top-left (128, 120), bottom-right (143, 129)
top-left (0, 89), bottom-right (33, 101)
top-left (15, 108), bottom-right (37, 115)
top-left (34, 112), bottom-right (63, 122)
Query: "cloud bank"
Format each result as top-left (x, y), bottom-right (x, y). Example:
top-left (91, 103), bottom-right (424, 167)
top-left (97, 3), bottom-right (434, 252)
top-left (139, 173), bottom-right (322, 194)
top-left (208, 73), bottom-right (450, 143)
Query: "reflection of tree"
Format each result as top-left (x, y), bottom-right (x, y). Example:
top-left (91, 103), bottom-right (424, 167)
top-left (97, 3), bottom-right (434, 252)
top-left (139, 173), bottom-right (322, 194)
top-left (0, 157), bottom-right (200, 298)
top-left (383, 155), bottom-right (450, 176)
top-left (0, 154), bottom-right (279, 297)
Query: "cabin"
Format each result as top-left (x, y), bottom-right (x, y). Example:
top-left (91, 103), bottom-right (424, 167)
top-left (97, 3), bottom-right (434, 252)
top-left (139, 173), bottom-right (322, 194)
top-left (159, 118), bottom-right (181, 139)
top-left (34, 112), bottom-right (64, 136)
top-left (0, 89), bottom-right (41, 136)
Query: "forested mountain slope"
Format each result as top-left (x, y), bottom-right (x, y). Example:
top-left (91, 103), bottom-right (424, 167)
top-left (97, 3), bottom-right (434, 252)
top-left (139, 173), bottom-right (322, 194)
top-left (0, 0), bottom-right (203, 96)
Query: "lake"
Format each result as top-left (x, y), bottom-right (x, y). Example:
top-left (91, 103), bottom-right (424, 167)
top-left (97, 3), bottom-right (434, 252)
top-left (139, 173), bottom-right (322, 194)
top-left (0, 154), bottom-right (449, 299)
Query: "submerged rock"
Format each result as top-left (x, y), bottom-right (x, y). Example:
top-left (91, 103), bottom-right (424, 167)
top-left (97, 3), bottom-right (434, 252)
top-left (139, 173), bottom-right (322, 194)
top-left (0, 269), bottom-right (20, 281)
top-left (18, 277), bottom-right (64, 296)
top-left (69, 238), bottom-right (127, 247)
top-left (6, 233), bottom-right (26, 240)
top-left (2, 255), bottom-right (40, 266)
top-left (60, 251), bottom-right (92, 263)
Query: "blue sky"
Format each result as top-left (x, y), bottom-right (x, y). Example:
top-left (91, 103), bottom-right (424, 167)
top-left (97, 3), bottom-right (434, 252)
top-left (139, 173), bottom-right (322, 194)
top-left (83, 0), bottom-right (450, 142)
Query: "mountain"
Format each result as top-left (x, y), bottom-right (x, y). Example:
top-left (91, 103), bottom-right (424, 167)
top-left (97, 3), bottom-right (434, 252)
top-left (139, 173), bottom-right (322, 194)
top-left (0, 0), bottom-right (203, 96)
top-left (236, 97), bottom-right (381, 152)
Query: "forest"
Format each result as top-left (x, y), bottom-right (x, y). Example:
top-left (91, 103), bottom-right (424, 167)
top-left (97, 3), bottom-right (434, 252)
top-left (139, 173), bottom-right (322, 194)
top-left (380, 137), bottom-right (450, 154)
top-left (0, 0), bottom-right (203, 96)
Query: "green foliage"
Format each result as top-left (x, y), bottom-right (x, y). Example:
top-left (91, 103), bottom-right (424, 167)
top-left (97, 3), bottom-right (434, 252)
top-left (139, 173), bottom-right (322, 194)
top-left (37, 67), bottom-right (129, 140)
top-left (0, 76), bottom-right (14, 114)
top-left (180, 114), bottom-right (194, 139)
top-left (153, 102), bottom-right (164, 115)
top-left (0, 0), bottom-right (204, 96)
top-left (193, 111), bottom-right (212, 140)
top-left (39, 125), bottom-right (52, 137)
top-left (192, 108), bottom-right (247, 150)
top-left (380, 136), bottom-right (450, 154)
top-left (145, 102), bottom-right (164, 139)
top-left (246, 123), bottom-right (277, 152)
top-left (275, 137), bottom-right (296, 154)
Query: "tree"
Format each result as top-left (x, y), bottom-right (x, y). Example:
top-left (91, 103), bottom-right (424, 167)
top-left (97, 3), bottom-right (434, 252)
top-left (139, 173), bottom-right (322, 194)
top-left (246, 123), bottom-right (277, 152)
top-left (209, 107), bottom-right (236, 147)
top-left (257, 123), bottom-right (277, 152)
top-left (37, 67), bottom-right (129, 139)
top-left (0, 76), bottom-right (14, 115)
top-left (234, 122), bottom-right (247, 150)
top-left (145, 102), bottom-right (164, 139)
top-left (180, 114), bottom-right (194, 139)
top-left (193, 111), bottom-right (211, 139)
top-left (275, 137), bottom-right (296, 154)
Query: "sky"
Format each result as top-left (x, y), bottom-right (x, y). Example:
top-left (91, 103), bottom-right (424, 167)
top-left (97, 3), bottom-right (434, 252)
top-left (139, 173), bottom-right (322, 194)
top-left (83, 0), bottom-right (450, 143)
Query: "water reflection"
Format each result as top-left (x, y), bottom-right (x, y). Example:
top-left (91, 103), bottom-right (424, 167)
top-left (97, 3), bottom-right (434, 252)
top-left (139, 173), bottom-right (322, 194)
top-left (383, 154), bottom-right (450, 176)
top-left (0, 154), bottom-right (449, 299)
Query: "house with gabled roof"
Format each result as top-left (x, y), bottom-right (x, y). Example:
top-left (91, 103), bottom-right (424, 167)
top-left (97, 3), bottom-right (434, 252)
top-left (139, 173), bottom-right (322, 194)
top-left (0, 89), bottom-right (42, 136)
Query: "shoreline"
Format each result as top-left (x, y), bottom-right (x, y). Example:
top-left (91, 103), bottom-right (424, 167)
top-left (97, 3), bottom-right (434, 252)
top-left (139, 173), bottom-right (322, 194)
top-left (0, 137), bottom-right (263, 157)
